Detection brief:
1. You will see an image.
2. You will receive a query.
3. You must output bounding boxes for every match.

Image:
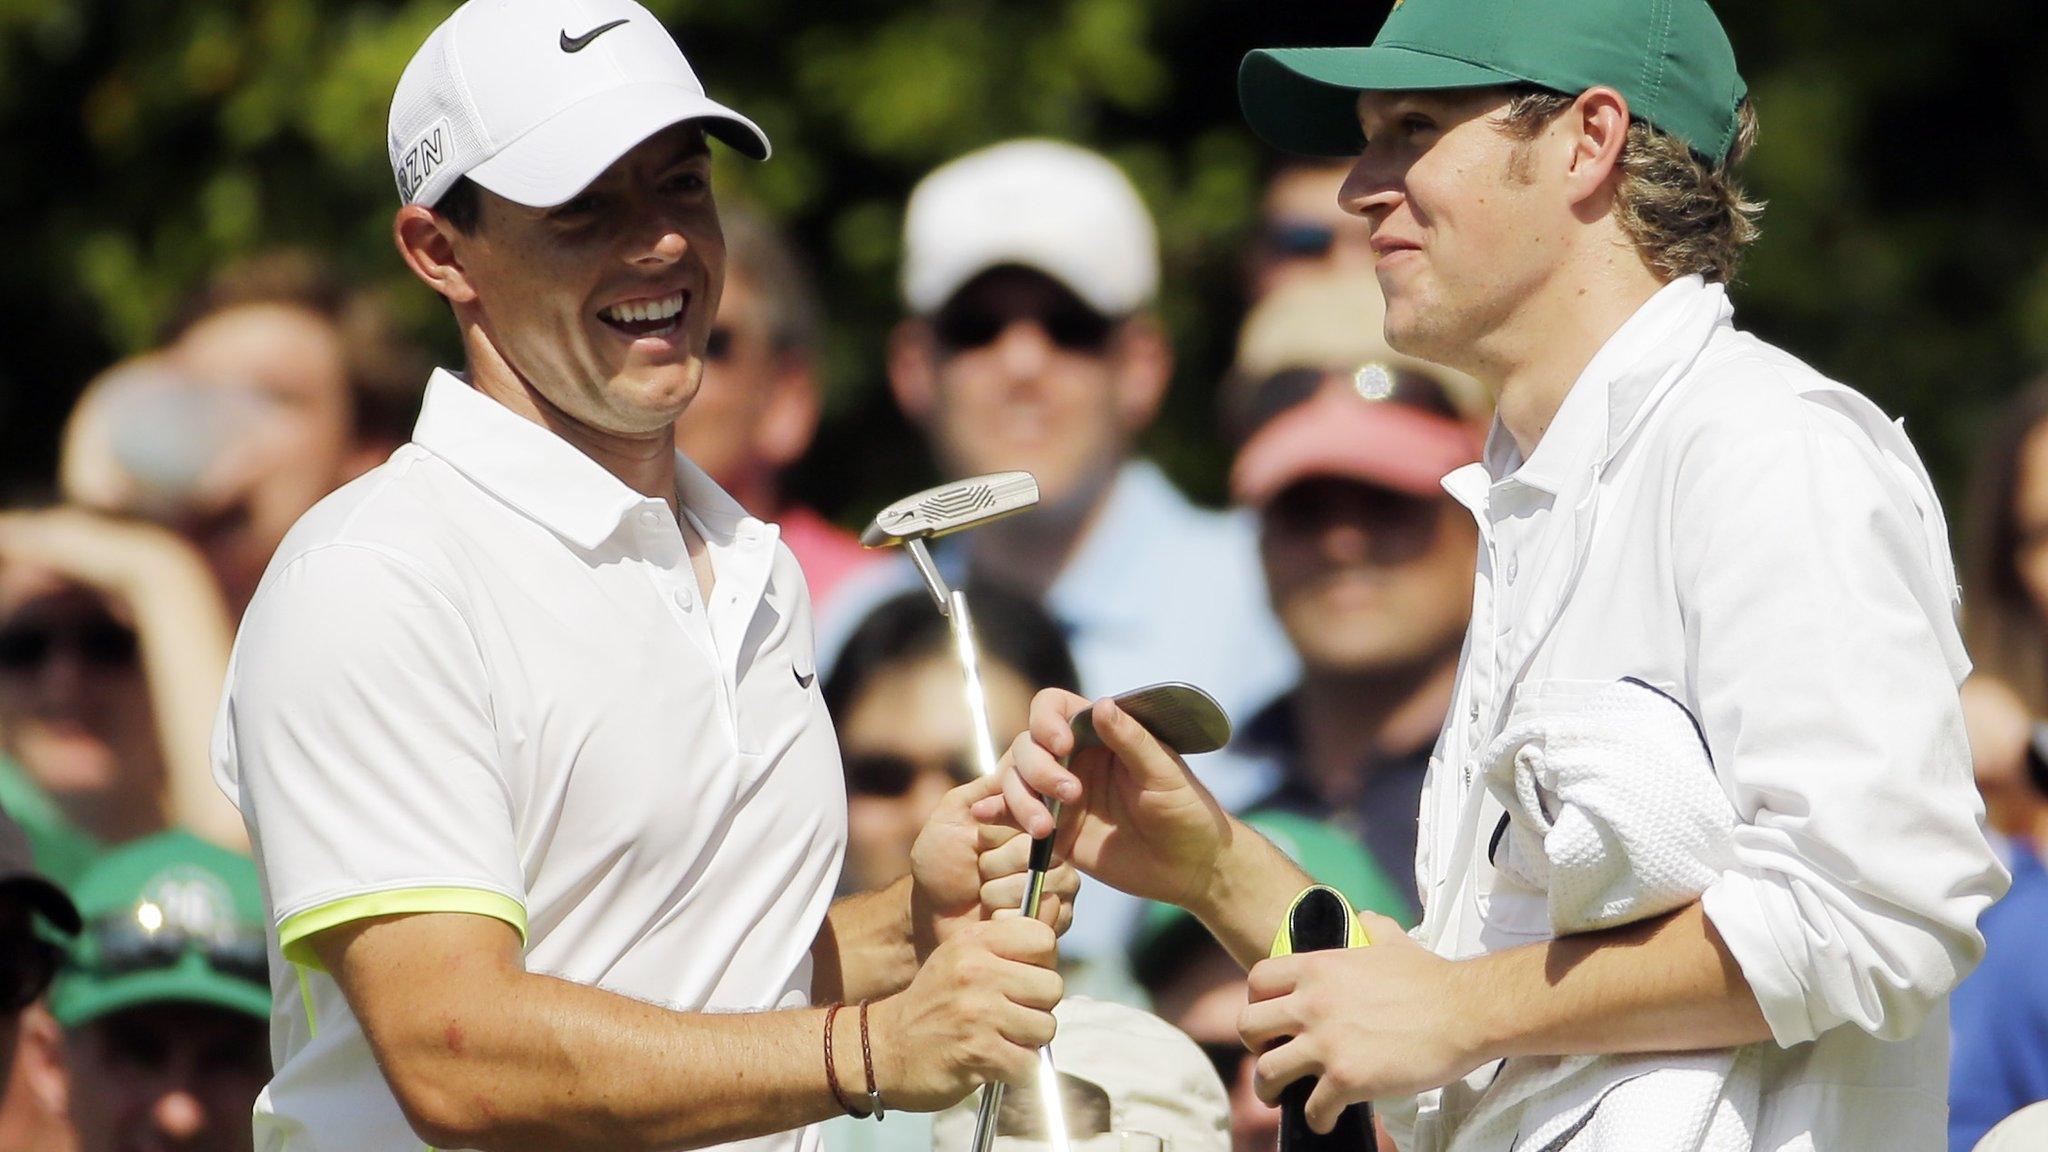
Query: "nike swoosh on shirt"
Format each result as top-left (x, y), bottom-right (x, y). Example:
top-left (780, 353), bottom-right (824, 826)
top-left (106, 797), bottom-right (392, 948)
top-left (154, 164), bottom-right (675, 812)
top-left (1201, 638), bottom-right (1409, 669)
top-left (559, 19), bottom-right (629, 52)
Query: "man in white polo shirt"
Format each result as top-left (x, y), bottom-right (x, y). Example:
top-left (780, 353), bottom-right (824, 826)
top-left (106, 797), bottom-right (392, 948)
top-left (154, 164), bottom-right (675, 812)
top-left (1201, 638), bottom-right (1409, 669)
top-left (212, 3), bottom-right (1067, 1150)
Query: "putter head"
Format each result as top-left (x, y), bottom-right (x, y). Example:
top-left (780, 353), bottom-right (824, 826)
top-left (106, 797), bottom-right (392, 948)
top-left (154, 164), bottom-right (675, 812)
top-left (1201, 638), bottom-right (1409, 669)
top-left (1070, 682), bottom-right (1232, 756)
top-left (859, 471), bottom-right (1039, 549)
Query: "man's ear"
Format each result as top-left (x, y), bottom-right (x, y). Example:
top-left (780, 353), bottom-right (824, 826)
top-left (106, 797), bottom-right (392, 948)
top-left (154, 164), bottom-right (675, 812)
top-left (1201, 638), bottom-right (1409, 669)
top-left (1109, 312), bottom-right (1173, 434)
top-left (886, 318), bottom-right (940, 428)
top-left (393, 205), bottom-right (480, 306)
top-left (1562, 86), bottom-right (1632, 212)
top-left (755, 350), bottom-right (823, 470)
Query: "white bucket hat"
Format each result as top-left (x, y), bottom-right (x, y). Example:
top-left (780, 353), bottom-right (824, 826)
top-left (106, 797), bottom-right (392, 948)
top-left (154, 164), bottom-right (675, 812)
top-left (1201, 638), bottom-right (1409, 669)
top-left (387, 0), bottom-right (769, 210)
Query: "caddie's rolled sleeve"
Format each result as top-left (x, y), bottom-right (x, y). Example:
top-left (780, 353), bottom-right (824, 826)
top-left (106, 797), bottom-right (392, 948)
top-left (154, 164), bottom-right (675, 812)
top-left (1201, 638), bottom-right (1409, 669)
top-left (223, 541), bottom-right (526, 967)
top-left (1673, 409), bottom-right (2007, 1047)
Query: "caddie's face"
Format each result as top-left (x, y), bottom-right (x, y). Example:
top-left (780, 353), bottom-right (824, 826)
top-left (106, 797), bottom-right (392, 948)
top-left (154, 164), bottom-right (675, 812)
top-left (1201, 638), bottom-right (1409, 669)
top-left (1341, 90), bottom-right (1561, 370)
top-left (456, 123), bottom-right (725, 437)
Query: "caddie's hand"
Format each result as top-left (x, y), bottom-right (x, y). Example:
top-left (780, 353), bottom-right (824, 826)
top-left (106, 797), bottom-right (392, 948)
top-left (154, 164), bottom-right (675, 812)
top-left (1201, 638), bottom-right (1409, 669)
top-left (909, 775), bottom-right (1075, 957)
top-left (1239, 910), bottom-right (1484, 1132)
top-left (868, 915), bottom-right (1062, 1113)
top-left (971, 688), bottom-right (1231, 910)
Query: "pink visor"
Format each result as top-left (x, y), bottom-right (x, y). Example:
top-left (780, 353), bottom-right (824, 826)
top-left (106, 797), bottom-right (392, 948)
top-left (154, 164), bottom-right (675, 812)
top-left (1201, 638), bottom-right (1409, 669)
top-left (1231, 387), bottom-right (1483, 506)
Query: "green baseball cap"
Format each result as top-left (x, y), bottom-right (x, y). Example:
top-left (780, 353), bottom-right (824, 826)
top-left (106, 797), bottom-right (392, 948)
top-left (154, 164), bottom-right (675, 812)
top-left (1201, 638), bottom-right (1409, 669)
top-left (1239, 0), bottom-right (1748, 165)
top-left (1130, 810), bottom-right (1409, 990)
top-left (50, 831), bottom-right (270, 1028)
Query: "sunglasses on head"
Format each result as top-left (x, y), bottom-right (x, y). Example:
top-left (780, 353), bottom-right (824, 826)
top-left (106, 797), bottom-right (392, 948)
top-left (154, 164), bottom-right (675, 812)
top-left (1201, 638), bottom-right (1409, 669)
top-left (932, 298), bottom-right (1116, 356)
top-left (77, 904), bottom-right (269, 987)
top-left (843, 752), bottom-right (979, 798)
top-left (0, 936), bottom-right (63, 1014)
top-left (1262, 221), bottom-right (1338, 260)
top-left (1228, 364), bottom-right (1462, 447)
top-left (0, 617), bottom-right (138, 674)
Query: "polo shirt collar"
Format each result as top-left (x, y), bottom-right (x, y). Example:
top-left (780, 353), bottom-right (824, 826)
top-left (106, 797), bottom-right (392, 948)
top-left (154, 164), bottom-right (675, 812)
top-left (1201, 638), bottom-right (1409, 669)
top-left (1488, 275), bottom-right (1732, 496)
top-left (412, 371), bottom-right (764, 554)
top-left (413, 371), bottom-right (647, 550)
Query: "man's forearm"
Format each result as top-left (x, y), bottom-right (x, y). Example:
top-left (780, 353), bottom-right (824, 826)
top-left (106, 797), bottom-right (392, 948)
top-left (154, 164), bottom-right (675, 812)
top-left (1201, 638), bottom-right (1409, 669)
top-left (326, 917), bottom-right (857, 1152)
top-left (1192, 817), bottom-right (1318, 969)
top-left (1457, 902), bottom-right (1773, 1061)
top-left (812, 877), bottom-right (917, 1003)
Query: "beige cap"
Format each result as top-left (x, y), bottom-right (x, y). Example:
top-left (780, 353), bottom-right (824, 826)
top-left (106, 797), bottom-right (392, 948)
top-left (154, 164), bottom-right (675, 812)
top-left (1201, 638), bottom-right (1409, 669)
top-left (1226, 266), bottom-right (1488, 425)
top-left (931, 997), bottom-right (1229, 1152)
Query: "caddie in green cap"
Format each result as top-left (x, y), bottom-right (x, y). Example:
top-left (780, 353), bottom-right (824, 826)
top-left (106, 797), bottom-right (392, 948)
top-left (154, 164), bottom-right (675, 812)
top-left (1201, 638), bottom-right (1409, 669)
top-left (52, 830), bottom-right (270, 1152)
top-left (986, 2), bottom-right (2006, 1150)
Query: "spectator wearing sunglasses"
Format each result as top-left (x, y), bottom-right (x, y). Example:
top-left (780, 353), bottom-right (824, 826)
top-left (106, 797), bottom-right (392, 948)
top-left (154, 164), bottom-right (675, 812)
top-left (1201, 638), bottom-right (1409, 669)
top-left (1244, 158), bottom-right (1377, 303)
top-left (820, 137), bottom-right (1298, 969)
top-left (50, 830), bottom-right (268, 1152)
top-left (1223, 268), bottom-right (1488, 914)
top-left (831, 138), bottom-right (1295, 803)
top-left (825, 587), bottom-right (1079, 897)
top-left (0, 802), bottom-right (81, 1085)
top-left (673, 205), bottom-right (877, 609)
top-left (0, 500), bottom-right (242, 871)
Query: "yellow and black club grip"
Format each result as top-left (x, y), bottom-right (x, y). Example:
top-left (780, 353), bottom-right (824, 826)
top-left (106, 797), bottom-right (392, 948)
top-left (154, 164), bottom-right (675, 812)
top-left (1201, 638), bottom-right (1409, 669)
top-left (1270, 884), bottom-right (1374, 1152)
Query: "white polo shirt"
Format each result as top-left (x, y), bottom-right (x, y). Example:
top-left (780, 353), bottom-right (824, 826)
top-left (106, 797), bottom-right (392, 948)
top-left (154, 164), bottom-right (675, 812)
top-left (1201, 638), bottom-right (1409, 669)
top-left (214, 371), bottom-right (846, 1152)
top-left (1392, 277), bottom-right (2008, 1151)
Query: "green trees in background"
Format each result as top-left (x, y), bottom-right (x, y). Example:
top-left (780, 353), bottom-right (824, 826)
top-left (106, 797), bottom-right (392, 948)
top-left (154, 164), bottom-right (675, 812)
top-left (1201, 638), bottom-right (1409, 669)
top-left (4, 0), bottom-right (2046, 512)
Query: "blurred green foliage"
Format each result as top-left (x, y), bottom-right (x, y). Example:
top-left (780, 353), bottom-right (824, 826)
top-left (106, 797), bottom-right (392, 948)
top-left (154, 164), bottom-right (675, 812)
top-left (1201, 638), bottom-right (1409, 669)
top-left (4, 1), bottom-right (2047, 515)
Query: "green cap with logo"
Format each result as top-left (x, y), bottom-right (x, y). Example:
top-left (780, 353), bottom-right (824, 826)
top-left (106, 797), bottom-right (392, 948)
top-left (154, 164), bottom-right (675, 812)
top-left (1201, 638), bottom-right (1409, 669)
top-left (1239, 0), bottom-right (1748, 165)
top-left (50, 830), bottom-right (270, 1028)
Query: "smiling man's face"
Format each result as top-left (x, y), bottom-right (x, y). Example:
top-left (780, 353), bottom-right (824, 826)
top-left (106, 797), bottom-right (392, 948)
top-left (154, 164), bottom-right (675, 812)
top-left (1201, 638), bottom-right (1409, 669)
top-left (1340, 89), bottom-right (1560, 370)
top-left (451, 122), bottom-right (725, 437)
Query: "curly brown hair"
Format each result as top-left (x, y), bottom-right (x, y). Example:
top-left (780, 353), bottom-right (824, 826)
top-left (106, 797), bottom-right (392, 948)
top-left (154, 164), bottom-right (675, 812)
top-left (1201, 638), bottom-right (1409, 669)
top-left (1498, 89), bottom-right (1763, 284)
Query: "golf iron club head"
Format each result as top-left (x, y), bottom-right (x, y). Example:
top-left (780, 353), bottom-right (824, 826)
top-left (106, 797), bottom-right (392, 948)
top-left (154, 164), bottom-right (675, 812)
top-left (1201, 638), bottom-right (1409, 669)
top-left (1069, 681), bottom-right (1233, 757)
top-left (859, 471), bottom-right (1040, 548)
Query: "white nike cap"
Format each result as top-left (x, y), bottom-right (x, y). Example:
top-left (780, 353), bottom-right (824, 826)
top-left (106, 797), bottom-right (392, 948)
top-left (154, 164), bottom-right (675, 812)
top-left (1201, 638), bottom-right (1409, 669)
top-left (901, 139), bottom-right (1159, 317)
top-left (388, 0), bottom-right (769, 210)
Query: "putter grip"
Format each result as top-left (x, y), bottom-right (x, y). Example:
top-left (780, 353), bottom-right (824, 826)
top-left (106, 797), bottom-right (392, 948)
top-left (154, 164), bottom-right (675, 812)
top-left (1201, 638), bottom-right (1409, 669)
top-left (1275, 886), bottom-right (1374, 1152)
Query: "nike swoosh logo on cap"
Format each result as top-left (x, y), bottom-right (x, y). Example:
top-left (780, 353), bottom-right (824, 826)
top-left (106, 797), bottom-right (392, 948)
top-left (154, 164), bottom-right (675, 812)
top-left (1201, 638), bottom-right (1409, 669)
top-left (560, 19), bottom-right (629, 53)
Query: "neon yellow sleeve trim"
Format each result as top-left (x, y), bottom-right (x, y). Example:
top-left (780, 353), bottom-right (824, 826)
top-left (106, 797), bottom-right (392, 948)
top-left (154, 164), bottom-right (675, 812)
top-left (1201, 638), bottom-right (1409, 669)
top-left (297, 966), bottom-right (319, 1038)
top-left (279, 887), bottom-right (528, 970)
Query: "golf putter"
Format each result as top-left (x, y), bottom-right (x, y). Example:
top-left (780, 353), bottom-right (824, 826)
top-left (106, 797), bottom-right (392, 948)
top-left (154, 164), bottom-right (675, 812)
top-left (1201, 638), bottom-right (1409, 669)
top-left (860, 471), bottom-right (1039, 780)
top-left (969, 683), bottom-right (1233, 1152)
top-left (1272, 885), bottom-right (1374, 1152)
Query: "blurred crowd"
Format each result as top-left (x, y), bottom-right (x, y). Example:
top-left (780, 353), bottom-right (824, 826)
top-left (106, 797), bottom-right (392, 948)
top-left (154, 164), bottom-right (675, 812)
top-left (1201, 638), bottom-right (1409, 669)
top-left (0, 130), bottom-right (2043, 1152)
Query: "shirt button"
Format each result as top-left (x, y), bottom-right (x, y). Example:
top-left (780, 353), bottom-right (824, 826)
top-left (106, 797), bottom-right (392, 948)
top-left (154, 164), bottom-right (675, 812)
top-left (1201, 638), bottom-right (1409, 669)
top-left (640, 510), bottom-right (662, 526)
top-left (1505, 556), bottom-right (1519, 582)
top-left (674, 589), bottom-right (694, 612)
top-left (1468, 702), bottom-right (1480, 723)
